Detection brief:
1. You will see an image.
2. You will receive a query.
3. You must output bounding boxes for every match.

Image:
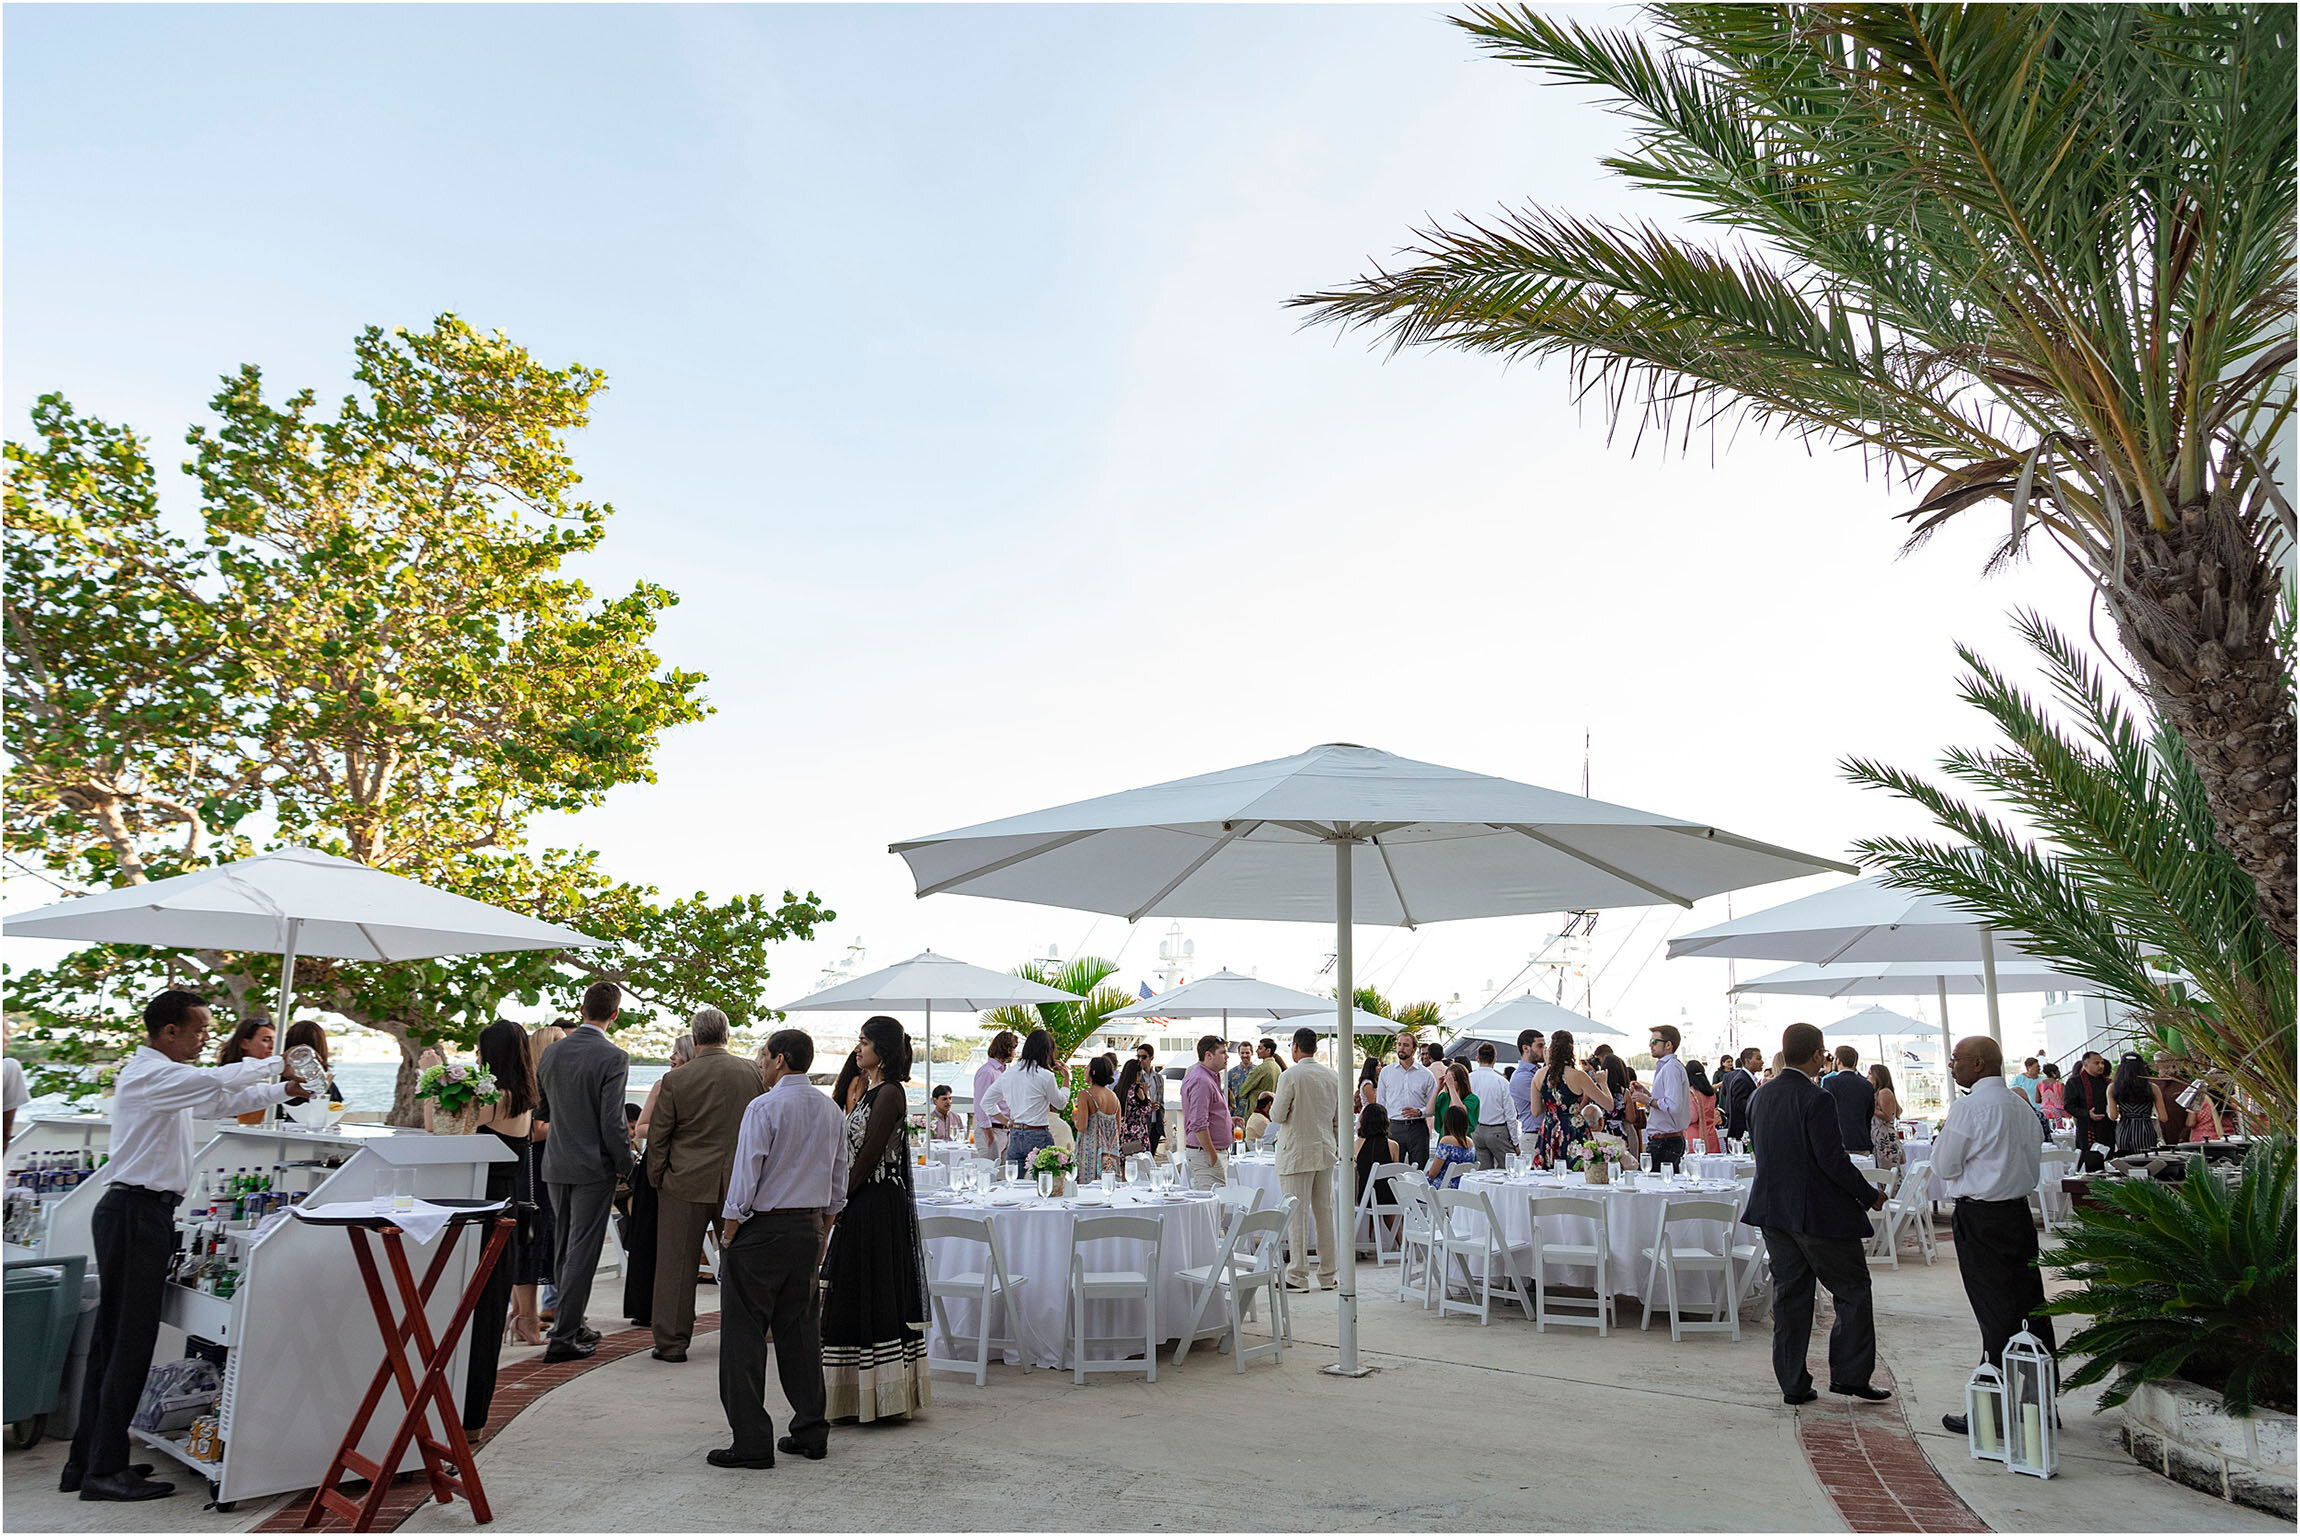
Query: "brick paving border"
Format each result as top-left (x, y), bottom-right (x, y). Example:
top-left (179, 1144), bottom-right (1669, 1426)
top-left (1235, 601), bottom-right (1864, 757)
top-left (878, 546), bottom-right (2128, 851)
top-left (253, 1312), bottom-right (719, 1534)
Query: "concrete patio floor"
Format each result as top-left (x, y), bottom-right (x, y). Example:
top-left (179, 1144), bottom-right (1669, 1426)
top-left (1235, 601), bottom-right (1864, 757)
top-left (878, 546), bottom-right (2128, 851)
top-left (6, 1252), bottom-right (2286, 1532)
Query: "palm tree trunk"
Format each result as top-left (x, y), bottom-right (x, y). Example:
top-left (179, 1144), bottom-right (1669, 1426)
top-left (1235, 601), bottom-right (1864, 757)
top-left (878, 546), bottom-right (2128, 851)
top-left (2106, 492), bottom-right (2297, 952)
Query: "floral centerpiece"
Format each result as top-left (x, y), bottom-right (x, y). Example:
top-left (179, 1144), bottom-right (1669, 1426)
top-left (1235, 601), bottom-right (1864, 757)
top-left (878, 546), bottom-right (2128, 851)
top-left (415, 1061), bottom-right (500, 1136)
top-left (1570, 1134), bottom-right (1634, 1184)
top-left (1029, 1144), bottom-right (1075, 1196)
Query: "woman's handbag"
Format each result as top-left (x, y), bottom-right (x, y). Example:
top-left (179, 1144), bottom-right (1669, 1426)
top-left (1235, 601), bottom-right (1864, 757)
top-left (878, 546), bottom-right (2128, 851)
top-left (512, 1139), bottom-right (544, 1249)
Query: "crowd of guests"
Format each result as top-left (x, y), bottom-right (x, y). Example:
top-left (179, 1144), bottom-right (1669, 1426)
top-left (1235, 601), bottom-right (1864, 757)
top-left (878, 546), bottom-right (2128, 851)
top-left (399, 988), bottom-right (933, 1469)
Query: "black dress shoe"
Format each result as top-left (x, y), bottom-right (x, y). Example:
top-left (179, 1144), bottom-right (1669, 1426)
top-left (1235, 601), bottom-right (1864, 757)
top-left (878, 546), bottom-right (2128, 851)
top-left (1942, 1413), bottom-right (1969, 1434)
top-left (778, 1434), bottom-right (827, 1460)
top-left (652, 1348), bottom-right (687, 1362)
top-left (1831, 1382), bottom-right (1893, 1402)
top-left (576, 1325), bottom-right (602, 1346)
top-left (707, 1447), bottom-right (773, 1469)
top-left (1783, 1386), bottom-right (1819, 1405)
top-left (60, 1463), bottom-right (152, 1492)
top-left (80, 1469), bottom-right (176, 1502)
top-left (542, 1339), bottom-right (597, 1363)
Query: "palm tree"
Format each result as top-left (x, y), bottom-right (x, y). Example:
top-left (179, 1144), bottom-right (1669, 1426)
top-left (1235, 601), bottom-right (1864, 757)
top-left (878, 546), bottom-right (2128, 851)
top-left (1293, 5), bottom-right (2296, 947)
top-left (1354, 986), bottom-right (1450, 1063)
top-left (979, 956), bottom-right (1137, 1066)
top-left (1846, 611), bottom-right (2294, 1131)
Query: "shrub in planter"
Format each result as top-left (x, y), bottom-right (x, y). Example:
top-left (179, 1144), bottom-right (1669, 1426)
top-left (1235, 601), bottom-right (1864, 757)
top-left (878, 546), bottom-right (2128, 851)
top-left (2042, 1138), bottom-right (2296, 1417)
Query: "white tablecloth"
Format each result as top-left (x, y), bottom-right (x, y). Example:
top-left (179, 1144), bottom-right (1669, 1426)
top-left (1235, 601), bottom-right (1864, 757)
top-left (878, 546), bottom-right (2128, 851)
top-left (916, 1191), bottom-right (1225, 1368)
top-left (1449, 1172), bottom-right (1746, 1310)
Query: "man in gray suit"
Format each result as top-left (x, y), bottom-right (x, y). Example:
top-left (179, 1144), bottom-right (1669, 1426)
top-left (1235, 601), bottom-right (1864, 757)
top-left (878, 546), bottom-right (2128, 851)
top-left (1269, 1025), bottom-right (1341, 1293)
top-left (536, 981), bottom-right (632, 1362)
top-left (646, 1006), bottom-right (763, 1362)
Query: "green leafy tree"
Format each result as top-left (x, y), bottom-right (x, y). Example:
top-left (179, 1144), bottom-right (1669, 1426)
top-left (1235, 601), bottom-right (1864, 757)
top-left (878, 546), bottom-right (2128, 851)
top-left (1846, 612), bottom-right (2294, 1130)
top-left (980, 956), bottom-right (1136, 1067)
top-left (3, 318), bottom-right (831, 1119)
top-left (1353, 986), bottom-right (1448, 1064)
top-left (1293, 3), bottom-right (2297, 949)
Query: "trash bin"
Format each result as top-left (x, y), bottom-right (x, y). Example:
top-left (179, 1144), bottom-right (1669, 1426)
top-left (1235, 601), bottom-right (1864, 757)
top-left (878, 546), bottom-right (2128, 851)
top-left (4, 1255), bottom-right (88, 1447)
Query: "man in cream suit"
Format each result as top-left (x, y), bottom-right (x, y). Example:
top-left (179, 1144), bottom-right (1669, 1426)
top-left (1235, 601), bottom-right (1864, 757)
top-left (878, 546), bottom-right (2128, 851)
top-left (1269, 1025), bottom-right (1341, 1293)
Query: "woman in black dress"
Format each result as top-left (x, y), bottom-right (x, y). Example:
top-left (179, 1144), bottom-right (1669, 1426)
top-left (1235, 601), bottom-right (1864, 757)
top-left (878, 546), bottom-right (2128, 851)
top-left (460, 1019), bottom-right (539, 1430)
top-left (821, 1016), bottom-right (931, 1423)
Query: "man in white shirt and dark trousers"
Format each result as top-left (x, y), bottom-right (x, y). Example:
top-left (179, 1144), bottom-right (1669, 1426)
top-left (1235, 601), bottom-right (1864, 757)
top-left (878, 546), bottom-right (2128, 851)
top-left (715, 1028), bottom-right (848, 1469)
top-left (1932, 1035), bottom-right (2058, 1436)
top-left (1376, 1037), bottom-right (1437, 1171)
top-left (64, 989), bottom-right (302, 1502)
top-left (1466, 1044), bottom-right (1516, 1170)
top-left (1633, 1025), bottom-right (1691, 1172)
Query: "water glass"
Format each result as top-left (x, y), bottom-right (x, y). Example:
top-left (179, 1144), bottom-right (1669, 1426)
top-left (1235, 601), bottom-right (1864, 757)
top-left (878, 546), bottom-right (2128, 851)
top-left (371, 1171), bottom-right (393, 1212)
top-left (391, 1170), bottom-right (417, 1212)
top-left (1100, 1170), bottom-right (1115, 1198)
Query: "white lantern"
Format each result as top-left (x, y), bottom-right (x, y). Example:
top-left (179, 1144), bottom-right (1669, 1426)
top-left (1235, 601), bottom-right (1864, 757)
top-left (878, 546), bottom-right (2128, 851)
top-left (2002, 1328), bottom-right (2060, 1479)
top-left (1965, 1360), bottom-right (2008, 1464)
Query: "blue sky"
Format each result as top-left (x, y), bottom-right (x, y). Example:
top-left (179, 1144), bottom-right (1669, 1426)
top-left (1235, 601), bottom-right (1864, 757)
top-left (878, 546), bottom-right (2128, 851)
top-left (4, 4), bottom-right (2096, 1058)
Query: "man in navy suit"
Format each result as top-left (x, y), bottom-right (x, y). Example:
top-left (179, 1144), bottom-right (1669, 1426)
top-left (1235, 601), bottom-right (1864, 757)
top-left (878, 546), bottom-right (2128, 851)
top-left (1743, 1023), bottom-right (1891, 1406)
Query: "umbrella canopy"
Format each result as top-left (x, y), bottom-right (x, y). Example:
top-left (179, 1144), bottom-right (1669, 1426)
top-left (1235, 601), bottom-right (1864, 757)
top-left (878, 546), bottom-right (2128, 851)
top-left (1666, 875), bottom-right (2030, 964)
top-left (1296, 1007), bottom-right (1402, 1039)
top-left (1823, 1005), bottom-right (1935, 1038)
top-left (1731, 958), bottom-right (2086, 999)
top-left (2, 845), bottom-right (601, 1034)
top-left (1107, 970), bottom-right (1330, 1022)
top-left (1666, 873), bottom-right (2026, 1044)
top-left (776, 951), bottom-right (1082, 1101)
top-left (1438, 993), bottom-right (1625, 1052)
top-left (892, 741), bottom-right (1848, 1376)
top-left (1108, 970), bottom-right (1331, 1043)
top-left (4, 846), bottom-right (596, 961)
top-left (894, 743), bottom-right (1853, 927)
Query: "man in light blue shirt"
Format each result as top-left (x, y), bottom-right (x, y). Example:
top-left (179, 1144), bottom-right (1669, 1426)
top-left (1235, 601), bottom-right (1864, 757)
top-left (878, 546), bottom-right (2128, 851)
top-left (1633, 1024), bottom-right (1691, 1172)
top-left (1509, 1030), bottom-right (1544, 1136)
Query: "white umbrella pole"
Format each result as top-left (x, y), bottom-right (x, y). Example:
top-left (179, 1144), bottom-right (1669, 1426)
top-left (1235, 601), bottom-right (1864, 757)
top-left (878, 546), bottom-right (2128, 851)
top-left (1326, 836), bottom-right (1369, 1377)
top-left (1979, 928), bottom-right (2002, 1042)
top-left (923, 1001), bottom-right (932, 1116)
top-left (1936, 979), bottom-right (1954, 1103)
top-left (273, 917), bottom-right (302, 1026)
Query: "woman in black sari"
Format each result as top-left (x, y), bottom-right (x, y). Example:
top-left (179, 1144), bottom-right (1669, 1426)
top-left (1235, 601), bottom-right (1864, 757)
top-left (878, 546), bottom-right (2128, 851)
top-left (821, 1015), bottom-right (931, 1423)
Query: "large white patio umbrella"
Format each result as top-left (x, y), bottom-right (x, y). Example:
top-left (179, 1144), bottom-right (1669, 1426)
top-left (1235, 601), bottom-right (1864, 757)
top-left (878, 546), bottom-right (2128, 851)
top-left (1732, 954), bottom-right (2086, 1094)
top-left (891, 742), bottom-right (1851, 1375)
top-left (1439, 993), bottom-right (1624, 1060)
top-left (1667, 874), bottom-right (2032, 1044)
top-left (3, 846), bottom-right (601, 1025)
top-left (775, 950), bottom-right (1082, 1104)
top-left (1295, 1005), bottom-right (1403, 1039)
top-left (1107, 970), bottom-right (1330, 1046)
top-left (1819, 1005), bottom-right (1941, 1071)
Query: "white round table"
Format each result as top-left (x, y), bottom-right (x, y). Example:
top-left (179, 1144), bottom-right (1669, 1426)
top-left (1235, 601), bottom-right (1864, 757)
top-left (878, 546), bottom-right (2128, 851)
top-left (1450, 1171), bottom-right (1748, 1310)
top-left (916, 1189), bottom-right (1224, 1369)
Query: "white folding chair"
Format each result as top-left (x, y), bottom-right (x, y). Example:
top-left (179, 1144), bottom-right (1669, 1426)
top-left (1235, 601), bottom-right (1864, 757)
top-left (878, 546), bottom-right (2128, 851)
top-left (1067, 1214), bottom-right (1162, 1384)
top-left (1213, 1182), bottom-right (1263, 1238)
top-left (1391, 1177), bottom-right (1441, 1308)
top-left (1639, 1198), bottom-right (1741, 1341)
top-left (1173, 1207), bottom-right (1290, 1371)
top-left (919, 1214), bottom-right (1027, 1386)
top-left (1432, 1186), bottom-right (1533, 1326)
top-left (2035, 1156), bottom-right (2075, 1234)
top-left (1858, 1167), bottom-right (1902, 1266)
top-left (1874, 1159), bottom-right (1938, 1267)
top-left (1356, 1161), bottom-right (1412, 1264)
top-left (1527, 1193), bottom-right (1613, 1335)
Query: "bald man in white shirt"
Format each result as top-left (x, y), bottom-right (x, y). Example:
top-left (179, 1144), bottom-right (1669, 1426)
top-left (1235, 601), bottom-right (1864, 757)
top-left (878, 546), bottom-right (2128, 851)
top-left (1933, 1034), bottom-right (2058, 1436)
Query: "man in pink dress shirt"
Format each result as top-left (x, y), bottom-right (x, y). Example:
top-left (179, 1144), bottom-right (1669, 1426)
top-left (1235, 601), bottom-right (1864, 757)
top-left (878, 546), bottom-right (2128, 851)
top-left (1180, 1035), bottom-right (1234, 1190)
top-left (972, 1029), bottom-right (1017, 1165)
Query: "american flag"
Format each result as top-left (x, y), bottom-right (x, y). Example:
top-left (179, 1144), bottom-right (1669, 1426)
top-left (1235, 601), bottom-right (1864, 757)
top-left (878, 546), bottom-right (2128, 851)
top-left (1133, 980), bottom-right (1173, 1029)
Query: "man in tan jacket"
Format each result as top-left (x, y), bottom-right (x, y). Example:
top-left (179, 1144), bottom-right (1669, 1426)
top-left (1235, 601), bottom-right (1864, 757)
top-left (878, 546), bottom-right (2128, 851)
top-left (646, 1008), bottom-right (764, 1361)
top-left (1269, 1024), bottom-right (1341, 1293)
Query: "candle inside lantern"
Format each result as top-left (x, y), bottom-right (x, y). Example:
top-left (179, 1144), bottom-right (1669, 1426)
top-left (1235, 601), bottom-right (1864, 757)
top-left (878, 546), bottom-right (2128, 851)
top-left (1976, 1398), bottom-right (2000, 1453)
top-left (2021, 1403), bottom-right (2043, 1466)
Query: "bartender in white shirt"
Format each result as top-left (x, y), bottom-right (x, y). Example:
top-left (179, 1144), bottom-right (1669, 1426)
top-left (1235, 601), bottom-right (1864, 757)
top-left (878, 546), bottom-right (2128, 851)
top-left (1930, 1034), bottom-right (2057, 1439)
top-left (63, 990), bottom-right (305, 1504)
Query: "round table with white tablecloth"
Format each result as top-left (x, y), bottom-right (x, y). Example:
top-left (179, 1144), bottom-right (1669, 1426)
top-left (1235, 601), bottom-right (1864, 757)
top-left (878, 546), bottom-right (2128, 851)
top-left (914, 1188), bottom-right (1225, 1369)
top-left (1449, 1171), bottom-right (1749, 1311)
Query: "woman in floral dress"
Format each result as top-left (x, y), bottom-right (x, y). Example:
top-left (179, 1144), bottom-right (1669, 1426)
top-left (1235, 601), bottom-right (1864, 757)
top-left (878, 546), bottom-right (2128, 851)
top-left (1529, 1031), bottom-right (1614, 1169)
